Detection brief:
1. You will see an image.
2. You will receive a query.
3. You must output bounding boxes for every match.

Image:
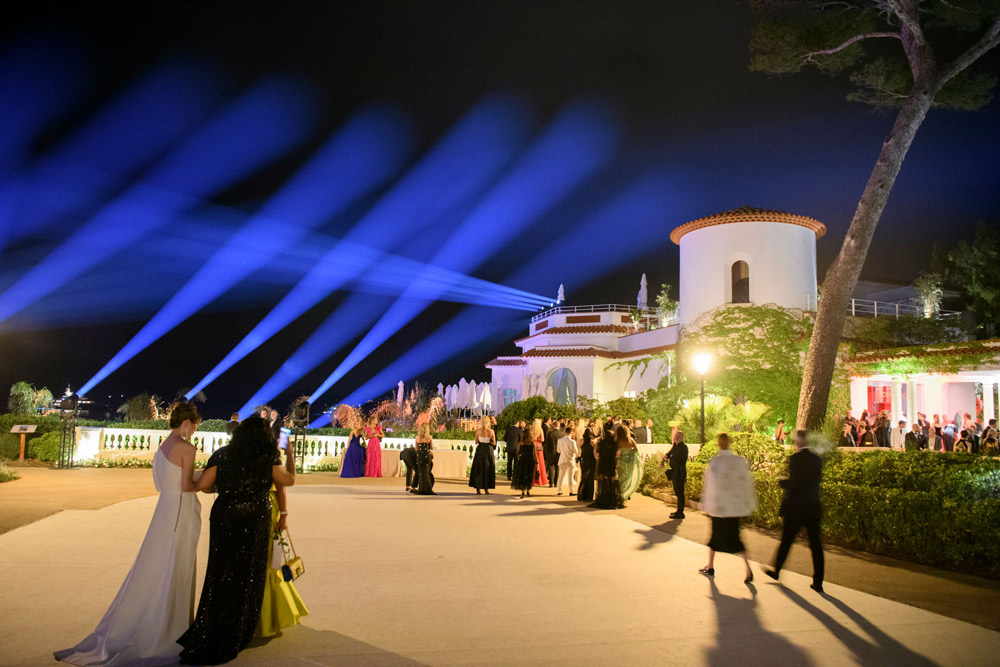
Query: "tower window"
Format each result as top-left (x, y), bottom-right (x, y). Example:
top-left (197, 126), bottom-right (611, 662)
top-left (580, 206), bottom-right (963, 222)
top-left (732, 261), bottom-right (750, 303)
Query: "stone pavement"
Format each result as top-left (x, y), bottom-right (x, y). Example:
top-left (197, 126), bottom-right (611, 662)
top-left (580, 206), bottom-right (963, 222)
top-left (1, 475), bottom-right (998, 666)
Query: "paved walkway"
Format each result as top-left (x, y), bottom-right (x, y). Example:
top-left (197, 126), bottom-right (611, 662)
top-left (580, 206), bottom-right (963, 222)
top-left (1, 474), bottom-right (998, 666)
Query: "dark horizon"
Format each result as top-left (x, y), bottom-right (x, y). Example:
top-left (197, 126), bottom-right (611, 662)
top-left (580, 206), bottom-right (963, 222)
top-left (1, 1), bottom-right (997, 420)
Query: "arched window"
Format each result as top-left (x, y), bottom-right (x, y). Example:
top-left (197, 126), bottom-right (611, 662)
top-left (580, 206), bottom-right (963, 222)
top-left (731, 261), bottom-right (750, 303)
top-left (547, 368), bottom-right (577, 405)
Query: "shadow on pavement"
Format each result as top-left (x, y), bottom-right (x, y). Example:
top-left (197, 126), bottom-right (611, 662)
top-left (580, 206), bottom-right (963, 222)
top-left (633, 518), bottom-right (681, 550)
top-left (777, 586), bottom-right (938, 666)
top-left (246, 625), bottom-right (428, 665)
top-left (705, 578), bottom-right (813, 666)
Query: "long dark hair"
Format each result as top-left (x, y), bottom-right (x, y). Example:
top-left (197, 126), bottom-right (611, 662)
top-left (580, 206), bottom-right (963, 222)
top-left (229, 415), bottom-right (277, 466)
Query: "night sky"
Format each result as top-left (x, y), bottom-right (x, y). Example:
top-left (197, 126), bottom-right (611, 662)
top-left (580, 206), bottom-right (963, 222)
top-left (1, 1), bottom-right (998, 418)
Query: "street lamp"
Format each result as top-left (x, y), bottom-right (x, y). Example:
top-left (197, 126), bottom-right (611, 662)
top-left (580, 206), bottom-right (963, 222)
top-left (693, 353), bottom-right (712, 445)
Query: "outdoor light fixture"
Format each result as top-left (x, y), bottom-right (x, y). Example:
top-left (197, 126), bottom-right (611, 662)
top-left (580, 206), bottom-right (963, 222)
top-left (58, 393), bottom-right (80, 469)
top-left (292, 399), bottom-right (310, 426)
top-left (693, 353), bottom-right (711, 446)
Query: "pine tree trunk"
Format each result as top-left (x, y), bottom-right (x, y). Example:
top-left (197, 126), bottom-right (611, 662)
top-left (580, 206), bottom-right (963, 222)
top-left (796, 80), bottom-right (939, 430)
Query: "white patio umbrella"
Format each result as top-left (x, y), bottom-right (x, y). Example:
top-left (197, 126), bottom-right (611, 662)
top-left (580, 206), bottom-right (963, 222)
top-left (437, 382), bottom-right (444, 396)
top-left (520, 374), bottom-right (530, 400)
top-left (396, 381), bottom-right (405, 406)
top-left (557, 284), bottom-right (565, 305)
top-left (458, 378), bottom-right (469, 412)
top-left (545, 385), bottom-right (555, 402)
top-left (470, 382), bottom-right (481, 414)
top-left (481, 382), bottom-right (493, 414)
top-left (637, 273), bottom-right (648, 310)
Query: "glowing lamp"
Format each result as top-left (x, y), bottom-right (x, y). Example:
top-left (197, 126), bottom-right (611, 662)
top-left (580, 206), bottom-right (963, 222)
top-left (693, 353), bottom-right (711, 376)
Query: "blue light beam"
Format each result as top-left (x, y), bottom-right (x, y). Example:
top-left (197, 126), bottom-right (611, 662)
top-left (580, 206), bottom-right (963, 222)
top-left (0, 76), bottom-right (318, 326)
top-left (0, 57), bottom-right (226, 252)
top-left (186, 95), bottom-right (533, 398)
top-left (79, 105), bottom-right (412, 397)
top-left (308, 100), bottom-right (621, 406)
top-left (327, 171), bottom-right (684, 416)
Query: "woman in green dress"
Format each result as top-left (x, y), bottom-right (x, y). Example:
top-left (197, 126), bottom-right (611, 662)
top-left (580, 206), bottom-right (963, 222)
top-left (616, 425), bottom-right (641, 500)
top-left (255, 481), bottom-right (309, 638)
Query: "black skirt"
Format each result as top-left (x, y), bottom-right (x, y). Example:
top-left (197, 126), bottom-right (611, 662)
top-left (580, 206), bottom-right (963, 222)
top-left (511, 447), bottom-right (536, 491)
top-left (468, 442), bottom-right (496, 490)
top-left (708, 516), bottom-right (745, 553)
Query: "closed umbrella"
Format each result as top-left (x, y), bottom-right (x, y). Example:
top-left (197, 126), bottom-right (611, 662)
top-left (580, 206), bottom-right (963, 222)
top-left (520, 374), bottom-right (530, 401)
top-left (637, 273), bottom-right (648, 310)
top-left (437, 382), bottom-right (444, 396)
top-left (482, 382), bottom-right (493, 413)
top-left (396, 381), bottom-right (405, 406)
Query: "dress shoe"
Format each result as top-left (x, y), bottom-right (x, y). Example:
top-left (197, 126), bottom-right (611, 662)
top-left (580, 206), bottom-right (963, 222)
top-left (698, 567), bottom-right (714, 576)
top-left (810, 583), bottom-right (824, 594)
top-left (764, 569), bottom-right (779, 581)
top-left (669, 512), bottom-right (685, 519)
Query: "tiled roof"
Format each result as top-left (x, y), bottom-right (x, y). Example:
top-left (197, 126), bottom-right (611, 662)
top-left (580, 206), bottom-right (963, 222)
top-left (670, 205), bottom-right (826, 244)
top-left (516, 324), bottom-right (632, 343)
top-left (519, 343), bottom-right (676, 360)
top-left (485, 358), bottom-right (528, 367)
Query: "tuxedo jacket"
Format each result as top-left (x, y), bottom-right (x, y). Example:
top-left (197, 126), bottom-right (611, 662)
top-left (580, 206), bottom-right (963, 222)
top-left (778, 448), bottom-right (822, 520)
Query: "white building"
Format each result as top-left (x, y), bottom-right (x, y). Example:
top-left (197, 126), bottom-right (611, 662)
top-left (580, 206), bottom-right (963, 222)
top-left (486, 206), bottom-right (826, 410)
top-left (484, 205), bottom-right (1000, 423)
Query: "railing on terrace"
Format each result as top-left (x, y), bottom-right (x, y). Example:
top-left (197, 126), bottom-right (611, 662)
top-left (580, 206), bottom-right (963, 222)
top-left (846, 299), bottom-right (959, 319)
top-left (531, 304), bottom-right (679, 331)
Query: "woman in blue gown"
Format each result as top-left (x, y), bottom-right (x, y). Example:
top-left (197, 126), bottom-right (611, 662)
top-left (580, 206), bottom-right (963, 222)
top-left (340, 427), bottom-right (366, 478)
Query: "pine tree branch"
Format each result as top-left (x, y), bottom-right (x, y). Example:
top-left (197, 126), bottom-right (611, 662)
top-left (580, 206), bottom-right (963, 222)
top-left (801, 31), bottom-right (900, 64)
top-left (886, 0), bottom-right (925, 47)
top-left (939, 16), bottom-right (1000, 85)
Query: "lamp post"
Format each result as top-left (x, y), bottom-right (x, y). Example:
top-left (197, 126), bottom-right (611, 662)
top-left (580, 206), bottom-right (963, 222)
top-left (693, 353), bottom-right (712, 446)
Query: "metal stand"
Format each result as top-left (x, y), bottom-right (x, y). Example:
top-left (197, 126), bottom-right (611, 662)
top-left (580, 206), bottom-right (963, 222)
top-left (291, 400), bottom-right (310, 474)
top-left (57, 393), bottom-right (80, 469)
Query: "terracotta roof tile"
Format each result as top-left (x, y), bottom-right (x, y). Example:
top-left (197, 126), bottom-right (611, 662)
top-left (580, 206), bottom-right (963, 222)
top-left (519, 344), bottom-right (676, 360)
top-left (485, 358), bottom-right (527, 367)
top-left (516, 324), bottom-right (631, 343)
top-left (670, 205), bottom-right (826, 245)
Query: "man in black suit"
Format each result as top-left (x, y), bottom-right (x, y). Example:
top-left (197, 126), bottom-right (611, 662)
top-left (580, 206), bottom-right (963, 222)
top-left (225, 412), bottom-right (240, 436)
top-left (664, 430), bottom-right (688, 519)
top-left (504, 420), bottom-right (522, 480)
top-left (904, 422), bottom-right (923, 451)
top-left (633, 419), bottom-right (653, 444)
top-left (766, 429), bottom-right (825, 593)
top-left (543, 422), bottom-right (561, 487)
top-left (269, 409), bottom-right (283, 442)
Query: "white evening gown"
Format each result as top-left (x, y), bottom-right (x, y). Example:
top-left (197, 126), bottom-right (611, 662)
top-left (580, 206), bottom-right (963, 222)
top-left (55, 448), bottom-right (202, 666)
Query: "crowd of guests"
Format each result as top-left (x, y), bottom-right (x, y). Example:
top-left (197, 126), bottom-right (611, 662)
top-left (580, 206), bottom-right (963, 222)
top-left (338, 419), bottom-right (385, 478)
top-left (839, 409), bottom-right (998, 454)
top-left (58, 402), bottom-right (307, 666)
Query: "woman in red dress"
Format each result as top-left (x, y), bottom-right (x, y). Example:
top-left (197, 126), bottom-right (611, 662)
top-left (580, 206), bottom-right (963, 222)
top-left (364, 420), bottom-right (383, 477)
top-left (531, 418), bottom-right (548, 486)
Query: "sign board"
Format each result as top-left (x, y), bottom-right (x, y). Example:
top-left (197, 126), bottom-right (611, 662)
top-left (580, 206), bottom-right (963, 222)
top-left (10, 425), bottom-right (37, 434)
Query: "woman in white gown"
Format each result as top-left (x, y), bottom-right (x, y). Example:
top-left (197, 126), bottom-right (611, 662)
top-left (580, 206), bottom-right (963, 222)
top-left (55, 402), bottom-right (204, 666)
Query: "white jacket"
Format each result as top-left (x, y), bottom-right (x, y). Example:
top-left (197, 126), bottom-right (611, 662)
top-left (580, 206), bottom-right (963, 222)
top-left (890, 426), bottom-right (907, 450)
top-left (701, 449), bottom-right (756, 518)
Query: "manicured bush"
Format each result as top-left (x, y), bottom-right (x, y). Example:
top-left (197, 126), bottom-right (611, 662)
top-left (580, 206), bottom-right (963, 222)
top-left (495, 397), bottom-right (549, 439)
top-left (27, 431), bottom-right (62, 462)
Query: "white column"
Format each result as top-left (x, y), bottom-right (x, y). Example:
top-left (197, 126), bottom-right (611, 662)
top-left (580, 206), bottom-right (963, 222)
top-left (906, 379), bottom-right (917, 424)
top-left (984, 382), bottom-right (997, 424)
top-left (891, 380), bottom-right (903, 425)
top-left (849, 377), bottom-right (868, 419)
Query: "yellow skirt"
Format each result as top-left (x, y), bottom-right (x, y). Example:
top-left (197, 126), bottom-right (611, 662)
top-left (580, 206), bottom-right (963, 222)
top-left (255, 490), bottom-right (309, 638)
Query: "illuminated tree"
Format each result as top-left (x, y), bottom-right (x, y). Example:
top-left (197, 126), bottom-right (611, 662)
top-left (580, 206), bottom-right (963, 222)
top-left (749, 0), bottom-right (1000, 429)
top-left (8, 381), bottom-right (36, 415)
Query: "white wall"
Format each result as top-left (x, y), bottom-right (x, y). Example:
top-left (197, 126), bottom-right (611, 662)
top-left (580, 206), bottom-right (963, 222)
top-left (678, 221), bottom-right (818, 326)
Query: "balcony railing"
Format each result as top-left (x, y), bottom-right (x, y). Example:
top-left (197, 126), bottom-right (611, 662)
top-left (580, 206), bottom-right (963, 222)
top-left (847, 299), bottom-right (959, 319)
top-left (530, 303), bottom-right (679, 332)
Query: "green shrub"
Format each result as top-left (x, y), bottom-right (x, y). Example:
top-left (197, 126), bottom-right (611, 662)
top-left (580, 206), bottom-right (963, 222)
top-left (307, 462), bottom-right (340, 472)
top-left (27, 431), bottom-right (62, 462)
top-left (638, 454), bottom-right (669, 495)
top-left (0, 460), bottom-right (18, 483)
top-left (603, 397), bottom-right (646, 421)
top-left (496, 397), bottom-right (549, 439)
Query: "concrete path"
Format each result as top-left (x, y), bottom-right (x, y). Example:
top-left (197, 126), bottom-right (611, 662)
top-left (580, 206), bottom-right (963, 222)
top-left (1, 478), bottom-right (998, 666)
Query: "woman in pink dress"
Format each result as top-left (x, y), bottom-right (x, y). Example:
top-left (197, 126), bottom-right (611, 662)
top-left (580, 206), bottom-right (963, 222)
top-left (365, 420), bottom-right (383, 477)
top-left (531, 418), bottom-right (549, 486)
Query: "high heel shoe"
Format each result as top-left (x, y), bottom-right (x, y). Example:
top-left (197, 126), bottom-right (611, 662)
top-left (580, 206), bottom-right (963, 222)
top-left (745, 571), bottom-right (754, 584)
top-left (699, 567), bottom-right (715, 576)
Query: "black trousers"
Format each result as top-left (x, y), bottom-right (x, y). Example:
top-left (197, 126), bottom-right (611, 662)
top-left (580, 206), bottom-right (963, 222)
top-left (773, 514), bottom-right (824, 587)
top-left (672, 476), bottom-right (686, 515)
top-left (404, 460), bottom-right (417, 488)
top-left (506, 448), bottom-right (517, 479)
top-left (547, 461), bottom-right (557, 486)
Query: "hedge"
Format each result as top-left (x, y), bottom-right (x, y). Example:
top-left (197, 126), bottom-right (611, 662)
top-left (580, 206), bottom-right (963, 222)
top-left (644, 448), bottom-right (1000, 577)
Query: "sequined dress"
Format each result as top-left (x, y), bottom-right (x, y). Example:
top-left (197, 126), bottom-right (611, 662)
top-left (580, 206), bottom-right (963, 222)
top-left (576, 430), bottom-right (596, 502)
top-left (589, 434), bottom-right (625, 509)
top-left (178, 446), bottom-right (275, 665)
top-left (255, 487), bottom-right (309, 638)
top-left (413, 440), bottom-right (436, 495)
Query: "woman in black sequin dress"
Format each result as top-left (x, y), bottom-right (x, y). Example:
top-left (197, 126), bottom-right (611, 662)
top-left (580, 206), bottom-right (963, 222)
top-left (589, 421), bottom-right (625, 510)
top-left (576, 419), bottom-right (598, 502)
top-left (178, 417), bottom-right (296, 665)
top-left (413, 423), bottom-right (436, 495)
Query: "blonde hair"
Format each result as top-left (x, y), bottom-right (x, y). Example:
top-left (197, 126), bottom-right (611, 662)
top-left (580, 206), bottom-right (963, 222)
top-left (417, 423), bottom-right (431, 440)
top-left (480, 415), bottom-right (492, 431)
top-left (530, 418), bottom-right (543, 440)
top-left (576, 418), bottom-right (588, 439)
